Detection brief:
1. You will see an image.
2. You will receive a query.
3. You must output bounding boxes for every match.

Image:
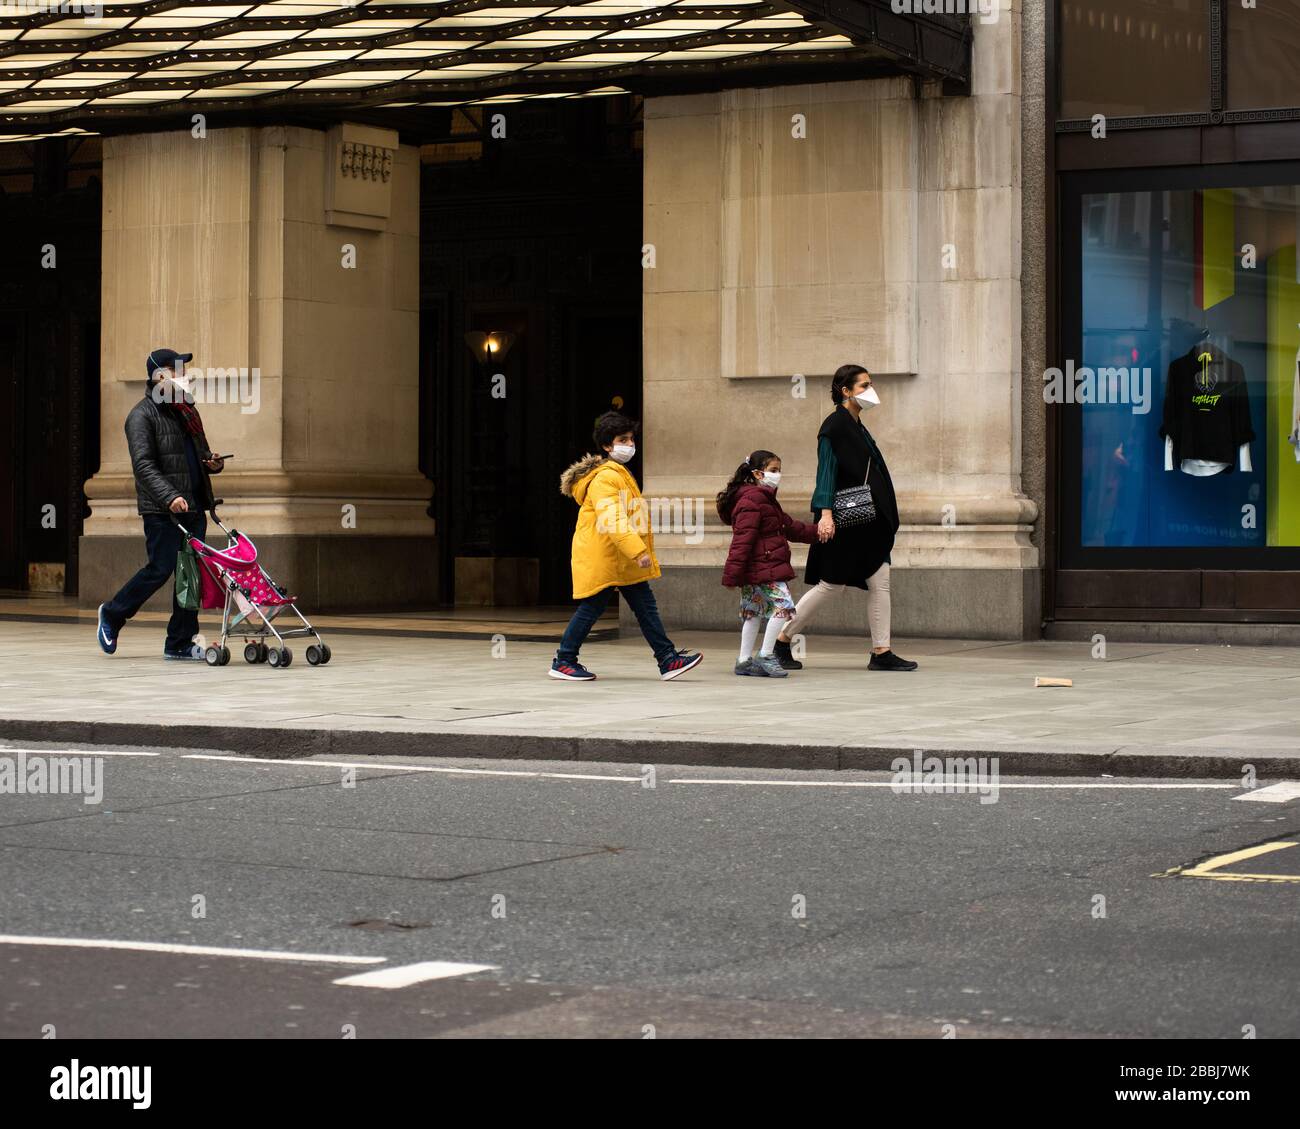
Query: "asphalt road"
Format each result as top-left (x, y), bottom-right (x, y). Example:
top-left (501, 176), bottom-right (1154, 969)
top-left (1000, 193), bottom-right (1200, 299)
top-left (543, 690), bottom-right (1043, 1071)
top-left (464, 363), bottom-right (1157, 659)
top-left (1, 741), bottom-right (1297, 1038)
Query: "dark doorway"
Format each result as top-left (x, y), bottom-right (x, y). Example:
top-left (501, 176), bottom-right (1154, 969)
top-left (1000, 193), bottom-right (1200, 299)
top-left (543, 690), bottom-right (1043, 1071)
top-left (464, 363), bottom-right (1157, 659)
top-left (419, 97), bottom-right (642, 606)
top-left (0, 137), bottom-right (101, 595)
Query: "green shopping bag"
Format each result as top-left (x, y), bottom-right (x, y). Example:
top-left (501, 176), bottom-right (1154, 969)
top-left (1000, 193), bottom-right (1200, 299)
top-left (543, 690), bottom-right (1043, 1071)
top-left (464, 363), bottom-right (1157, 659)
top-left (175, 542), bottom-right (202, 611)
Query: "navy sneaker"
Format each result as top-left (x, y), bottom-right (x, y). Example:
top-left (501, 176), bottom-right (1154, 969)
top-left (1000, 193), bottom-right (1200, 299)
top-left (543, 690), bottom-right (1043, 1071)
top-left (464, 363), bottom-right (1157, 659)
top-left (659, 650), bottom-right (703, 681)
top-left (96, 604), bottom-right (118, 655)
top-left (163, 645), bottom-right (205, 662)
top-left (549, 657), bottom-right (596, 681)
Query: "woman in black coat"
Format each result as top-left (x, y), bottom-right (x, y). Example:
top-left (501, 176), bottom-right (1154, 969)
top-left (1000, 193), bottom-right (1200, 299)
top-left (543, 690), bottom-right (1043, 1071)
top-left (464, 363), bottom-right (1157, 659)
top-left (773, 364), bottom-right (918, 672)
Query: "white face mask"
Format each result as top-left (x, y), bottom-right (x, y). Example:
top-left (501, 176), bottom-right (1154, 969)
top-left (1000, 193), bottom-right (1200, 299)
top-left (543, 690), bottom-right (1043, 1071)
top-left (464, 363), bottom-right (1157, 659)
top-left (854, 386), bottom-right (880, 410)
top-left (154, 369), bottom-right (192, 402)
top-left (761, 471), bottom-right (781, 487)
top-left (609, 444), bottom-right (636, 464)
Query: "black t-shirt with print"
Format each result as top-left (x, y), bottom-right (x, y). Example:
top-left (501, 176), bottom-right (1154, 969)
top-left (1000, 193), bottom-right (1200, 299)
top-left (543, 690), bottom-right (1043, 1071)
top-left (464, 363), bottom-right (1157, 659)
top-left (1159, 346), bottom-right (1255, 468)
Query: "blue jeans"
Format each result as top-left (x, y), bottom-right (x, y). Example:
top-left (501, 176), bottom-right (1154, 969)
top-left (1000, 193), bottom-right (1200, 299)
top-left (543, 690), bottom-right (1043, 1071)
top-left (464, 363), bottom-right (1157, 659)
top-left (102, 512), bottom-right (207, 654)
top-left (558, 581), bottom-right (676, 665)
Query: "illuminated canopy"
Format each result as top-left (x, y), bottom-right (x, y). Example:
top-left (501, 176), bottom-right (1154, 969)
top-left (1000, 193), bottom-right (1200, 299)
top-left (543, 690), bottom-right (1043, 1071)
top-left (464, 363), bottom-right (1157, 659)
top-left (0, 0), bottom-right (971, 136)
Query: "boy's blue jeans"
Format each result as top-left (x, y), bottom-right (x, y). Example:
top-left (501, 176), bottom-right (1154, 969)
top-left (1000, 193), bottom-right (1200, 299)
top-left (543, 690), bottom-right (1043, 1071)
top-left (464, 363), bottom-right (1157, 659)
top-left (558, 581), bottom-right (676, 665)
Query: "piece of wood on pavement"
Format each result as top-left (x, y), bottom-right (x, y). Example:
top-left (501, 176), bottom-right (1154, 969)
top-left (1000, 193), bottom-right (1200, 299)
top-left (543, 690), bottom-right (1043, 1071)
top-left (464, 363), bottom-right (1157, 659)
top-left (1034, 677), bottom-right (1073, 688)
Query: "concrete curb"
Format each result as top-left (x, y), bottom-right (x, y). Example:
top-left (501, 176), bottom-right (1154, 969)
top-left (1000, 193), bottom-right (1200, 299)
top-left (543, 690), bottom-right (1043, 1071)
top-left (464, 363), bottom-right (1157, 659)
top-left (0, 717), bottom-right (1291, 779)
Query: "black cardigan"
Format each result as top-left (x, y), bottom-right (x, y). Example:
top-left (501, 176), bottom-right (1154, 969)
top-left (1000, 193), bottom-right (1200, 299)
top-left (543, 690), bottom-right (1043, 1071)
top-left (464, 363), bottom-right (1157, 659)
top-left (804, 406), bottom-right (899, 589)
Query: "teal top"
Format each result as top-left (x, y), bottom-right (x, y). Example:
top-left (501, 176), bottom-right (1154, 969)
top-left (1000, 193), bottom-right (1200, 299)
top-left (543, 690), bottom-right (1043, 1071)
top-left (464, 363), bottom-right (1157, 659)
top-left (812, 420), bottom-right (884, 514)
top-left (811, 435), bottom-right (837, 514)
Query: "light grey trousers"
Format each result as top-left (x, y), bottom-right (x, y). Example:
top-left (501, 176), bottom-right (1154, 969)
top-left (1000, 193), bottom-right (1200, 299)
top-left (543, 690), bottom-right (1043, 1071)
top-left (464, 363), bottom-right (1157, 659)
top-left (784, 563), bottom-right (891, 651)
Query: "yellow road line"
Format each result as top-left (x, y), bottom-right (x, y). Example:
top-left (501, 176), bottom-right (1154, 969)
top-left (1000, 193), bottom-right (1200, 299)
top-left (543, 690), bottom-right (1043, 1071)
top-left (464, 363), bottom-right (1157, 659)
top-left (1154, 840), bottom-right (1300, 883)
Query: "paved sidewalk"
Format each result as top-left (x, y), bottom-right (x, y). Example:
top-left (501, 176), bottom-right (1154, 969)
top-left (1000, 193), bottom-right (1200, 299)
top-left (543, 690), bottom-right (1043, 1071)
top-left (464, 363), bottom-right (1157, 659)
top-left (2, 617), bottom-right (1298, 776)
top-left (0, 593), bottom-right (617, 642)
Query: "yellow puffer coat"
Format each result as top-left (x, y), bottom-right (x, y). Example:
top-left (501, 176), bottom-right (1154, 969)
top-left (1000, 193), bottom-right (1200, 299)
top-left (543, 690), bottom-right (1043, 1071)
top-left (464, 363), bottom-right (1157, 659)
top-left (559, 453), bottom-right (660, 599)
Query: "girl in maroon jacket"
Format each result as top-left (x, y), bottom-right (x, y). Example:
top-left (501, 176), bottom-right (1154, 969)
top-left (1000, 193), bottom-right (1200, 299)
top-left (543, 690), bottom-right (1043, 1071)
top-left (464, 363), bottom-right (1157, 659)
top-left (717, 450), bottom-right (819, 678)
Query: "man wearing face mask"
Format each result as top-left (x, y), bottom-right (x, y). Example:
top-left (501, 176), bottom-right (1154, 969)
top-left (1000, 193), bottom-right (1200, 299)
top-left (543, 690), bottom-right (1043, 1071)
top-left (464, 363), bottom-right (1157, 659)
top-left (96, 348), bottom-right (225, 661)
top-left (773, 363), bottom-right (917, 672)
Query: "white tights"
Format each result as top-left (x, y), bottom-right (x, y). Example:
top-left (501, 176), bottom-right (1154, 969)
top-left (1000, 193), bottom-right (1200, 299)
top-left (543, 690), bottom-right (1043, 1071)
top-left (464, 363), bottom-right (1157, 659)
top-left (740, 612), bottom-right (794, 660)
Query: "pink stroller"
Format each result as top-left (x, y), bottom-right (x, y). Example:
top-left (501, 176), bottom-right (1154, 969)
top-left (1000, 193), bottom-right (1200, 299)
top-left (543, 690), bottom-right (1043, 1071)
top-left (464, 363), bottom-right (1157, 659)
top-left (183, 501), bottom-right (331, 669)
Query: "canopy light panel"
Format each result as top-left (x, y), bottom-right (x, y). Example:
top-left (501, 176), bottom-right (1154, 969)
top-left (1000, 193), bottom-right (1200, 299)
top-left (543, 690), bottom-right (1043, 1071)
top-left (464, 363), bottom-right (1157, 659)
top-left (0, 0), bottom-right (971, 132)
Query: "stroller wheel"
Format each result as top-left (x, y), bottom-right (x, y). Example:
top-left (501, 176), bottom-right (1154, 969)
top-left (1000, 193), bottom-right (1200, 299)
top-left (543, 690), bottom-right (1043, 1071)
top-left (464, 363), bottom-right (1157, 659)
top-left (306, 645), bottom-right (322, 666)
top-left (204, 645), bottom-right (222, 667)
top-left (244, 643), bottom-right (260, 664)
top-left (319, 644), bottom-right (332, 665)
top-left (218, 646), bottom-right (231, 666)
top-left (268, 646), bottom-right (292, 668)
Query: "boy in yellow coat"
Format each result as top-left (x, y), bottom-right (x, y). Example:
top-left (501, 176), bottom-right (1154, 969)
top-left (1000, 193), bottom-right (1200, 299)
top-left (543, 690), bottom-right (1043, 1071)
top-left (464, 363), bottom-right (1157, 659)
top-left (551, 411), bottom-right (704, 682)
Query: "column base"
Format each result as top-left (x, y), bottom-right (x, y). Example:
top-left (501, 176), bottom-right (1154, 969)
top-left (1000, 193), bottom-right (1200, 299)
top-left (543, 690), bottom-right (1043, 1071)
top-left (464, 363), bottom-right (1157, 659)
top-left (632, 565), bottom-right (1043, 642)
top-left (79, 533), bottom-right (438, 613)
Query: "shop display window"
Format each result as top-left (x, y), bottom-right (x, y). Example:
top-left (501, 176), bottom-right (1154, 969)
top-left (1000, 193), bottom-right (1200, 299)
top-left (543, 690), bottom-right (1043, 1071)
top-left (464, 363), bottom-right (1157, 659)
top-left (1072, 178), bottom-right (1300, 552)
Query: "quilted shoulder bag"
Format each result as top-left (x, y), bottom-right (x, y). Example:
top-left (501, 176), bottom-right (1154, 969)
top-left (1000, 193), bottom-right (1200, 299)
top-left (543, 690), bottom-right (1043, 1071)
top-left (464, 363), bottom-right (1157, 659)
top-left (831, 456), bottom-right (877, 529)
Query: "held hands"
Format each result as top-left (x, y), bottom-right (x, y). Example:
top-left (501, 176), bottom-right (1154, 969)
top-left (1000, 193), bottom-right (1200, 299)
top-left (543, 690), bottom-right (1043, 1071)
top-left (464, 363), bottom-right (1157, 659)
top-left (169, 496), bottom-right (189, 514)
top-left (817, 513), bottom-right (835, 542)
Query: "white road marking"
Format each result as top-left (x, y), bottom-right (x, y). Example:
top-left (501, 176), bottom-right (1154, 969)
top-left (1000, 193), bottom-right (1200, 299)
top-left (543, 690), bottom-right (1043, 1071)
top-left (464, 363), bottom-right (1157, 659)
top-left (180, 753), bottom-right (640, 782)
top-left (0, 749), bottom-right (160, 757)
top-left (0, 934), bottom-right (384, 965)
top-left (667, 779), bottom-right (1241, 789)
top-left (19, 750), bottom-right (1258, 792)
top-left (332, 961), bottom-right (497, 989)
top-left (1233, 781), bottom-right (1300, 804)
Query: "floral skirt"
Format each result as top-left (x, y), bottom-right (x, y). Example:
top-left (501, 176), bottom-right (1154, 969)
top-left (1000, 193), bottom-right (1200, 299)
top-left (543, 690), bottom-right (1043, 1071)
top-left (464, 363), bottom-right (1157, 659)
top-left (739, 581), bottom-right (797, 621)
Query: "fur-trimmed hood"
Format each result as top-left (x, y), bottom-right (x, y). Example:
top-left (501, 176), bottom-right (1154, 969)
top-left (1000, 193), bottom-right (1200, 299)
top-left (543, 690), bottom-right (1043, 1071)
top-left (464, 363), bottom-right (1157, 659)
top-left (559, 453), bottom-right (608, 502)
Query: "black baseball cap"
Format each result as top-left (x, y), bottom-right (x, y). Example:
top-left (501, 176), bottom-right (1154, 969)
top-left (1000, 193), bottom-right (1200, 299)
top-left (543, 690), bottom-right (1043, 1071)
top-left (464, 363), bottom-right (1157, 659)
top-left (146, 348), bottom-right (192, 378)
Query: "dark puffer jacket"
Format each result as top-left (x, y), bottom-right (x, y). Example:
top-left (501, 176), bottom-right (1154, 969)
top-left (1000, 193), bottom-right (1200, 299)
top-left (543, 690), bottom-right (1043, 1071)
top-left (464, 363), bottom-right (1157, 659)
top-left (125, 391), bottom-right (219, 515)
top-left (721, 483), bottom-right (818, 587)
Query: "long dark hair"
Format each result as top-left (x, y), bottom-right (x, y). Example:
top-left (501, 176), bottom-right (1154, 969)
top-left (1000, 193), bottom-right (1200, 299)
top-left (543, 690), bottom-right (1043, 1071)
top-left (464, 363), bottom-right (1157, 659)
top-left (716, 449), bottom-right (777, 524)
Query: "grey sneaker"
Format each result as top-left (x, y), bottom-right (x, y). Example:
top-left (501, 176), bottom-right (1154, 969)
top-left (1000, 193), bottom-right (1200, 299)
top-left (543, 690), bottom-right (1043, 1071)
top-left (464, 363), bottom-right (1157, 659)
top-left (734, 658), bottom-right (758, 676)
top-left (754, 653), bottom-right (789, 678)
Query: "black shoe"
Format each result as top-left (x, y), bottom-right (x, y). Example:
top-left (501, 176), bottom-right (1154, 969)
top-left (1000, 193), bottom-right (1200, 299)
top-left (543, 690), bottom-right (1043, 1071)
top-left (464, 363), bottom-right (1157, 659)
top-left (773, 638), bottom-right (802, 670)
top-left (868, 649), bottom-right (918, 672)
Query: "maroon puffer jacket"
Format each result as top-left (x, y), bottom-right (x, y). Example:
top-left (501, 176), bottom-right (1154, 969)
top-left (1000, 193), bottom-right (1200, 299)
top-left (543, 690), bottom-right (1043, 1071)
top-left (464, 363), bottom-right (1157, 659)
top-left (721, 483), bottom-right (818, 587)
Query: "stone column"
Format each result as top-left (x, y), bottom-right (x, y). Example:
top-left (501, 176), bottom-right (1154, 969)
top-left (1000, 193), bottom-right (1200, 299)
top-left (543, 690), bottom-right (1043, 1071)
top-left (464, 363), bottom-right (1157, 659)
top-left (81, 124), bottom-right (436, 611)
top-left (640, 1), bottom-right (1040, 641)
